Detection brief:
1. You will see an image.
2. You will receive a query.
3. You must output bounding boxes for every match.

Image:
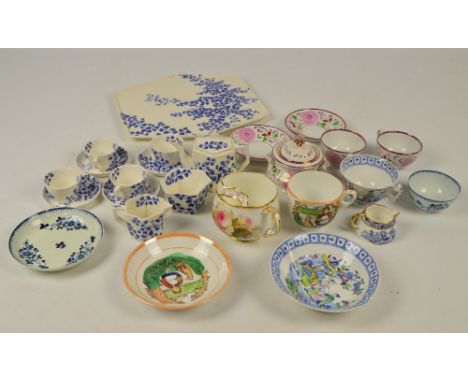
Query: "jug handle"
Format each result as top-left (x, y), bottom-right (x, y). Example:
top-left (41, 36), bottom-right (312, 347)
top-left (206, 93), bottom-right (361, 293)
top-left (263, 205), bottom-right (281, 237)
top-left (350, 212), bottom-right (364, 230)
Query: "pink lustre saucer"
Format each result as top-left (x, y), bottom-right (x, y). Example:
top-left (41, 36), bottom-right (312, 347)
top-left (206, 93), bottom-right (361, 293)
top-left (284, 108), bottom-right (347, 142)
top-left (231, 124), bottom-right (290, 161)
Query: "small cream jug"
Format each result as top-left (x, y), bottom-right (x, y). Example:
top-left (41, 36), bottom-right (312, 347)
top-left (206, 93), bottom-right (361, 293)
top-left (350, 204), bottom-right (399, 245)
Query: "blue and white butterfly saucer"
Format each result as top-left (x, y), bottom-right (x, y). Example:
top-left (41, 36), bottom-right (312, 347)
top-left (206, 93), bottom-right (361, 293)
top-left (137, 149), bottom-right (183, 177)
top-left (102, 175), bottom-right (161, 208)
top-left (43, 174), bottom-right (101, 208)
top-left (76, 146), bottom-right (129, 178)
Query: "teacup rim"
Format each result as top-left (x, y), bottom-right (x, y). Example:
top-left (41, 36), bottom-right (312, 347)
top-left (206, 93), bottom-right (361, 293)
top-left (287, 171), bottom-right (345, 205)
top-left (340, 154), bottom-right (399, 189)
top-left (217, 172), bottom-right (278, 209)
top-left (377, 130), bottom-right (423, 156)
top-left (320, 128), bottom-right (367, 154)
top-left (44, 167), bottom-right (82, 190)
top-left (408, 169), bottom-right (461, 202)
top-left (162, 168), bottom-right (212, 195)
top-left (123, 194), bottom-right (171, 221)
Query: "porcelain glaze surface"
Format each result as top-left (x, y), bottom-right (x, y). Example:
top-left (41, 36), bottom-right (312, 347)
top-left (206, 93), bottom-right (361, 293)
top-left (231, 124), bottom-right (290, 161)
top-left (408, 170), bottom-right (460, 212)
top-left (9, 207), bottom-right (103, 271)
top-left (123, 232), bottom-right (231, 310)
top-left (271, 233), bottom-right (379, 312)
top-left (351, 204), bottom-right (399, 245)
top-left (285, 108), bottom-right (347, 141)
top-left (377, 130), bottom-right (422, 169)
top-left (161, 168), bottom-right (212, 214)
top-left (103, 175), bottom-right (160, 208)
top-left (114, 74), bottom-right (269, 138)
top-left (340, 154), bottom-right (402, 205)
top-left (320, 129), bottom-right (366, 168)
top-left (81, 139), bottom-right (129, 175)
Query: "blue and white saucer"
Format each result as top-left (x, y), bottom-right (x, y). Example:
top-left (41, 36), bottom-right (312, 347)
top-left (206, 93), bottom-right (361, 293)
top-left (102, 175), bottom-right (161, 208)
top-left (76, 146), bottom-right (129, 178)
top-left (138, 149), bottom-right (183, 177)
top-left (43, 174), bottom-right (101, 208)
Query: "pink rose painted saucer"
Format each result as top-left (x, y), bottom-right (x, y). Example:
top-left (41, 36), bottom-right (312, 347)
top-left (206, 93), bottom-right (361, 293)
top-left (284, 108), bottom-right (347, 142)
top-left (231, 124), bottom-right (290, 161)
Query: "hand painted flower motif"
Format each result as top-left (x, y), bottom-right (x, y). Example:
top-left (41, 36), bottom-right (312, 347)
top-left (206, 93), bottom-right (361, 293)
top-left (236, 127), bottom-right (256, 143)
top-left (300, 110), bottom-right (319, 125)
top-left (212, 203), bottom-right (259, 240)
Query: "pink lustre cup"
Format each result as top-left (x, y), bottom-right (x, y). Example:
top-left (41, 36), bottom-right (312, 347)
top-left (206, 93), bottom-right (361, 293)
top-left (320, 129), bottom-right (367, 168)
top-left (376, 130), bottom-right (423, 169)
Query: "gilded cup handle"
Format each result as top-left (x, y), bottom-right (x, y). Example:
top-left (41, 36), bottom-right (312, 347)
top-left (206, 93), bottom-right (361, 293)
top-left (262, 205), bottom-right (281, 238)
top-left (350, 213), bottom-right (364, 230)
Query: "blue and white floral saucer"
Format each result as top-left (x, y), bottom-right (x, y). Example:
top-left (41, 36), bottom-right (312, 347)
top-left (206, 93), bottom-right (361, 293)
top-left (102, 175), bottom-right (160, 208)
top-left (138, 148), bottom-right (183, 177)
top-left (43, 174), bottom-right (101, 208)
top-left (76, 146), bottom-right (128, 178)
top-left (271, 232), bottom-right (379, 313)
top-left (9, 207), bottom-right (103, 271)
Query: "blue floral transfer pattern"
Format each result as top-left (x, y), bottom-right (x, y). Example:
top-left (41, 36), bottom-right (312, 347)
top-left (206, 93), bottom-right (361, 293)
top-left (18, 240), bottom-right (48, 269)
top-left (66, 235), bottom-right (96, 265)
top-left (164, 168), bottom-right (193, 186)
top-left (39, 216), bottom-right (88, 231)
top-left (167, 187), bottom-right (210, 215)
top-left (194, 155), bottom-right (237, 185)
top-left (361, 229), bottom-right (396, 245)
top-left (103, 178), bottom-right (157, 208)
top-left (127, 216), bottom-right (164, 241)
top-left (138, 150), bottom-right (182, 175)
top-left (197, 141), bottom-right (229, 151)
top-left (120, 74), bottom-right (263, 137)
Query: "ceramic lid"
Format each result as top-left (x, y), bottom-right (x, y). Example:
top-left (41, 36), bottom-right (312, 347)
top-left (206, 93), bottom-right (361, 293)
top-left (193, 136), bottom-right (233, 155)
top-left (272, 139), bottom-right (323, 168)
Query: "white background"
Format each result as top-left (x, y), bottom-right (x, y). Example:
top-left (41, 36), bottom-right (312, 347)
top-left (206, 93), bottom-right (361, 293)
top-left (1, 49), bottom-right (467, 332)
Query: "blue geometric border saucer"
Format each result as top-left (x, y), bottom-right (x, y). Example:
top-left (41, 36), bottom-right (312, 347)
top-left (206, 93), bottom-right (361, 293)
top-left (43, 174), bottom-right (101, 208)
top-left (102, 175), bottom-right (160, 208)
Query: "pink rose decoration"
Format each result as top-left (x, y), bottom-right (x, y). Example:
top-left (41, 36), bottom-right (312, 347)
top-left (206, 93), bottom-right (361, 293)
top-left (300, 110), bottom-right (319, 125)
top-left (324, 149), bottom-right (343, 167)
top-left (215, 211), bottom-right (229, 228)
top-left (245, 217), bottom-right (253, 227)
top-left (237, 127), bottom-right (256, 143)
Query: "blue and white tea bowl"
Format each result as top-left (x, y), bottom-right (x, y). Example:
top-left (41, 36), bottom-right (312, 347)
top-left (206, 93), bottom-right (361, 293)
top-left (161, 167), bottom-right (212, 214)
top-left (408, 170), bottom-right (461, 212)
top-left (271, 232), bottom-right (379, 313)
top-left (77, 140), bottom-right (128, 178)
top-left (9, 207), bottom-right (104, 272)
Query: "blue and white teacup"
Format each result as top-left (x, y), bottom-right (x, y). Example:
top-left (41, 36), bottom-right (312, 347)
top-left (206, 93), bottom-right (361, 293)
top-left (110, 164), bottom-right (148, 200)
top-left (161, 167), bottom-right (212, 214)
top-left (83, 139), bottom-right (124, 172)
top-left (44, 168), bottom-right (81, 203)
top-left (114, 194), bottom-right (172, 241)
top-left (340, 154), bottom-right (402, 205)
top-left (138, 135), bottom-right (187, 175)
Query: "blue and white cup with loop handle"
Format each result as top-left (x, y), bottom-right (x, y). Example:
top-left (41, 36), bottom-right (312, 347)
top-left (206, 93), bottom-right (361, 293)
top-left (340, 154), bottom-right (402, 205)
top-left (113, 194), bottom-right (172, 241)
top-left (44, 168), bottom-right (81, 204)
top-left (83, 139), bottom-right (123, 172)
top-left (110, 164), bottom-right (148, 200)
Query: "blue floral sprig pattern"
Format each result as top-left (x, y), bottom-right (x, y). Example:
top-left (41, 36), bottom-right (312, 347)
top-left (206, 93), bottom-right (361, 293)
top-left (197, 141), bottom-right (229, 151)
top-left (39, 216), bottom-right (88, 231)
top-left (361, 229), bottom-right (396, 245)
top-left (128, 216), bottom-right (164, 241)
top-left (168, 187), bottom-right (210, 215)
top-left (18, 240), bottom-right (48, 269)
top-left (121, 113), bottom-right (192, 137)
top-left (44, 172), bottom-right (54, 185)
top-left (66, 235), bottom-right (96, 265)
top-left (138, 152), bottom-right (181, 175)
top-left (135, 195), bottom-right (161, 207)
top-left (164, 168), bottom-right (193, 186)
top-left (194, 155), bottom-right (237, 184)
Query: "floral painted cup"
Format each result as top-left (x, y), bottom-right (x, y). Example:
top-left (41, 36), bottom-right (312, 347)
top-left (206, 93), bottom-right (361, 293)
top-left (320, 129), bottom-right (367, 168)
top-left (114, 194), bottom-right (172, 241)
top-left (110, 164), bottom-right (148, 200)
top-left (340, 154), bottom-right (402, 205)
top-left (376, 130), bottom-right (423, 169)
top-left (161, 167), bottom-right (212, 214)
top-left (138, 134), bottom-right (187, 175)
top-left (44, 168), bottom-right (81, 203)
top-left (287, 171), bottom-right (356, 229)
top-left (212, 172), bottom-right (280, 242)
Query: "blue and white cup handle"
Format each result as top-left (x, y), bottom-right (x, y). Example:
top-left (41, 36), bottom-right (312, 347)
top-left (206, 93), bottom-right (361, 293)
top-left (340, 189), bottom-right (357, 207)
top-left (388, 183), bottom-right (403, 201)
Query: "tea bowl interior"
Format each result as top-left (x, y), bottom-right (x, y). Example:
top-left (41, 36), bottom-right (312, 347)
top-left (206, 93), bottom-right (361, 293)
top-left (378, 131), bottom-right (422, 154)
top-left (321, 129), bottom-right (366, 153)
top-left (123, 232), bottom-right (231, 310)
top-left (9, 207), bottom-right (103, 271)
top-left (340, 155), bottom-right (398, 189)
top-left (271, 232), bottom-right (379, 312)
top-left (408, 170), bottom-right (460, 202)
